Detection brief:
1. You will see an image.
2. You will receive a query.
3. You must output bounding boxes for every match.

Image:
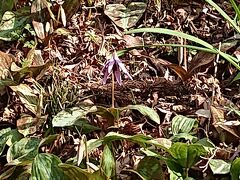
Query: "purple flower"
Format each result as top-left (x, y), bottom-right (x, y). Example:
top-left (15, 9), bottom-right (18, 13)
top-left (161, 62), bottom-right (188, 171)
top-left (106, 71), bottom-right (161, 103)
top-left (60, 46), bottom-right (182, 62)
top-left (102, 52), bottom-right (133, 85)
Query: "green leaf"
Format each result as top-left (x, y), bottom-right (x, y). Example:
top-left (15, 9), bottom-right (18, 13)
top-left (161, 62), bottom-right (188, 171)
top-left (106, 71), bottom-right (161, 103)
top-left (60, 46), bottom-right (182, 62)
top-left (171, 115), bottom-right (197, 135)
top-left (59, 163), bottom-right (89, 180)
top-left (60, 163), bottom-right (106, 180)
top-left (0, 7), bottom-right (31, 41)
top-left (31, 153), bottom-right (67, 180)
top-left (0, 0), bottom-right (14, 20)
top-left (125, 28), bottom-right (215, 50)
top-left (171, 133), bottom-right (198, 142)
top-left (136, 156), bottom-right (164, 180)
top-left (230, 158), bottom-right (240, 180)
top-left (205, 0), bottom-right (240, 33)
top-left (38, 134), bottom-right (59, 149)
top-left (7, 137), bottom-right (40, 164)
top-left (195, 138), bottom-right (215, 153)
top-left (232, 72), bottom-right (240, 82)
top-left (100, 143), bottom-right (116, 178)
top-left (123, 105), bottom-right (160, 124)
top-left (169, 142), bottom-right (207, 168)
top-left (52, 106), bottom-right (99, 132)
top-left (124, 28), bottom-right (240, 71)
top-left (229, 0), bottom-right (240, 21)
top-left (103, 132), bottom-right (171, 153)
top-left (209, 159), bottom-right (231, 175)
top-left (104, 2), bottom-right (147, 29)
top-left (0, 128), bottom-right (23, 156)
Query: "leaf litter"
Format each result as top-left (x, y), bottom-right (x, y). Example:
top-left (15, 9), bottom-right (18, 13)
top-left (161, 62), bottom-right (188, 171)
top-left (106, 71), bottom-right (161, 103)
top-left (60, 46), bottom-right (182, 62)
top-left (0, 0), bottom-right (240, 179)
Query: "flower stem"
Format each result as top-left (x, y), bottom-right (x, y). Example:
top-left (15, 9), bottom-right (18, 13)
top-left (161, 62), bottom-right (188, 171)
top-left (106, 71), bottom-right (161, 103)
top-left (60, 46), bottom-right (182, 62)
top-left (112, 72), bottom-right (115, 108)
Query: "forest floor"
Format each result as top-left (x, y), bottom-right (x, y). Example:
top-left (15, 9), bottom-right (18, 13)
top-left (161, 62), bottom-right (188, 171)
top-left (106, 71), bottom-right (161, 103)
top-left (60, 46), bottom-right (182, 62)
top-left (0, 0), bottom-right (240, 179)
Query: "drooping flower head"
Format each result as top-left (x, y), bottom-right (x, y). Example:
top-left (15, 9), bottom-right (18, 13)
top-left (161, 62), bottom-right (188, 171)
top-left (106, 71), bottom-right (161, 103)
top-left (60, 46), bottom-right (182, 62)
top-left (102, 52), bottom-right (133, 85)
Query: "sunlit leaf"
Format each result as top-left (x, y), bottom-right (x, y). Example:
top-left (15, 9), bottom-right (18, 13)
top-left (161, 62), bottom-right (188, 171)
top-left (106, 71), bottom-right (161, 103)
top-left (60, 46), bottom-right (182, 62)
top-left (209, 159), bottom-right (231, 174)
top-left (31, 153), bottom-right (67, 180)
top-left (171, 115), bottom-right (197, 135)
top-left (52, 106), bottom-right (100, 132)
top-left (0, 128), bottom-right (23, 156)
top-left (7, 137), bottom-right (40, 164)
top-left (0, 7), bottom-right (31, 41)
top-left (10, 84), bottom-right (39, 114)
top-left (123, 104), bottom-right (160, 124)
top-left (100, 143), bottom-right (116, 178)
top-left (59, 163), bottom-right (106, 180)
top-left (169, 142), bottom-right (207, 168)
top-left (104, 2), bottom-right (147, 29)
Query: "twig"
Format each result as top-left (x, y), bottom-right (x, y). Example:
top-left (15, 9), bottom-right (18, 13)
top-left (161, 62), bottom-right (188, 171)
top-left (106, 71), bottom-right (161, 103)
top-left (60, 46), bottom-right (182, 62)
top-left (112, 72), bottom-right (115, 108)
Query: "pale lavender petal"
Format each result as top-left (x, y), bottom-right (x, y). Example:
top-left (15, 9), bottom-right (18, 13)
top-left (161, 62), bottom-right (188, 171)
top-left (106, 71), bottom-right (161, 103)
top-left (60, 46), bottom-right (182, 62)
top-left (107, 58), bottom-right (115, 74)
top-left (116, 59), bottom-right (133, 80)
top-left (114, 66), bottom-right (122, 85)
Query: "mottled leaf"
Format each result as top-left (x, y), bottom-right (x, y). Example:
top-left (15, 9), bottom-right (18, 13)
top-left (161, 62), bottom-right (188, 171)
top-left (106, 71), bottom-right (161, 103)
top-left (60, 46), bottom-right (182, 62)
top-left (104, 2), bottom-right (147, 29)
top-left (30, 153), bottom-right (67, 180)
top-left (209, 159), bottom-right (231, 175)
top-left (7, 137), bottom-right (40, 164)
top-left (123, 104), bottom-right (160, 124)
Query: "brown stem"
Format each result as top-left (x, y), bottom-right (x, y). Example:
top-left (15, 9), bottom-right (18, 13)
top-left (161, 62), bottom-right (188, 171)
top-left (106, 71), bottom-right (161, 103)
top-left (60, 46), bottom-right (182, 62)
top-left (112, 72), bottom-right (115, 108)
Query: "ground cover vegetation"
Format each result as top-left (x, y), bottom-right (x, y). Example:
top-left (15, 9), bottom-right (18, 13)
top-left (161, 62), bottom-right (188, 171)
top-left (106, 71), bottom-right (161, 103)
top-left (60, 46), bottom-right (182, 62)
top-left (0, 0), bottom-right (240, 179)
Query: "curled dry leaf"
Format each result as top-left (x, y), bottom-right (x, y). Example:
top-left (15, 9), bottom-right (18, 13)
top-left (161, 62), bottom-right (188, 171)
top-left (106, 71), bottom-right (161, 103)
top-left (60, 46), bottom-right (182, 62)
top-left (0, 51), bottom-right (15, 95)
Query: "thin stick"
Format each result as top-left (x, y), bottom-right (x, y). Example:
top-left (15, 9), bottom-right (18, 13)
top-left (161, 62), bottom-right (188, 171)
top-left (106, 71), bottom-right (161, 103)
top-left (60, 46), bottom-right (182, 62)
top-left (112, 72), bottom-right (115, 108)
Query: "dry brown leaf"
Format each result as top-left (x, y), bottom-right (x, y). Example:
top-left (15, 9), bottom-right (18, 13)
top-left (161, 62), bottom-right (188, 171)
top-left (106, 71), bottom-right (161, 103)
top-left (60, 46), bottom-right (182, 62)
top-left (211, 106), bottom-right (240, 139)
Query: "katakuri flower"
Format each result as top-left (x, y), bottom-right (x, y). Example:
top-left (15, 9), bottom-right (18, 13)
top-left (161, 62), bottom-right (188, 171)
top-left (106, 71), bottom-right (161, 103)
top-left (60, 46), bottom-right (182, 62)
top-left (102, 52), bottom-right (133, 85)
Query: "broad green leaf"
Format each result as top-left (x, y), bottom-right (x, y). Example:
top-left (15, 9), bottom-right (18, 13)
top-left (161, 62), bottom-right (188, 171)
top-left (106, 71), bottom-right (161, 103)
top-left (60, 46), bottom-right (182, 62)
top-left (92, 106), bottom-right (116, 126)
top-left (59, 163), bottom-right (89, 180)
top-left (100, 143), bottom-right (116, 178)
top-left (103, 132), bottom-right (171, 152)
top-left (123, 104), bottom-right (160, 124)
top-left (52, 106), bottom-right (99, 132)
top-left (0, 128), bottom-right (11, 156)
top-left (171, 115), bottom-right (197, 135)
top-left (0, 0), bottom-right (14, 20)
top-left (59, 163), bottom-right (105, 180)
top-left (0, 7), bottom-right (31, 41)
top-left (136, 156), bottom-right (164, 180)
top-left (104, 2), bottom-right (147, 29)
top-left (30, 153), bottom-right (67, 180)
top-left (87, 139), bottom-right (104, 153)
top-left (62, 0), bottom-right (81, 20)
top-left (230, 158), bottom-right (240, 180)
top-left (195, 138), bottom-right (215, 153)
top-left (169, 142), bottom-right (207, 168)
top-left (171, 133), bottom-right (198, 142)
top-left (209, 159), bottom-right (231, 174)
top-left (0, 128), bottom-right (23, 156)
top-left (7, 137), bottom-right (40, 164)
